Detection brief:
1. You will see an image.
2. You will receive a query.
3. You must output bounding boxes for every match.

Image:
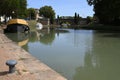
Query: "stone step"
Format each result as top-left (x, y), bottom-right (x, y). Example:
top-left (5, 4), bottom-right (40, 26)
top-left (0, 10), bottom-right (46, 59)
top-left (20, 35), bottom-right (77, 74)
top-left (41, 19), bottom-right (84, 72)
top-left (0, 34), bottom-right (12, 44)
top-left (0, 29), bottom-right (4, 34)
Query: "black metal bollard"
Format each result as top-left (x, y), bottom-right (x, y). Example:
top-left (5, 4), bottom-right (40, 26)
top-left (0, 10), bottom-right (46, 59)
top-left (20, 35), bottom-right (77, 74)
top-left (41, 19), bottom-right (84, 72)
top-left (6, 60), bottom-right (17, 73)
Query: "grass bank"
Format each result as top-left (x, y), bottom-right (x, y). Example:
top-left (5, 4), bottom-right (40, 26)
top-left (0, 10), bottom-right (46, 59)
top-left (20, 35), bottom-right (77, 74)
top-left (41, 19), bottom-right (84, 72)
top-left (27, 20), bottom-right (37, 31)
top-left (80, 24), bottom-right (120, 31)
top-left (27, 20), bottom-right (58, 31)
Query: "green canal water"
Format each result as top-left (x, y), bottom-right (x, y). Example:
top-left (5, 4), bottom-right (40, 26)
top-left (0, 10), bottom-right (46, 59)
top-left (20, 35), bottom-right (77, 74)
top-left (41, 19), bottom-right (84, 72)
top-left (6, 29), bottom-right (120, 80)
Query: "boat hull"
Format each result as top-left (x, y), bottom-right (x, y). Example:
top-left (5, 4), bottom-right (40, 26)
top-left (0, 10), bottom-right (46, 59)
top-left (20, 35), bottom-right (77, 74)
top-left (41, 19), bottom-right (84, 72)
top-left (4, 24), bottom-right (29, 33)
top-left (4, 19), bottom-right (30, 33)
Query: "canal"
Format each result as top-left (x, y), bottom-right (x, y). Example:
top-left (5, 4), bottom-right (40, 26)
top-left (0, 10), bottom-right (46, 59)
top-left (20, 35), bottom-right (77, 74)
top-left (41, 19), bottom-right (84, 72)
top-left (5, 29), bottom-right (120, 80)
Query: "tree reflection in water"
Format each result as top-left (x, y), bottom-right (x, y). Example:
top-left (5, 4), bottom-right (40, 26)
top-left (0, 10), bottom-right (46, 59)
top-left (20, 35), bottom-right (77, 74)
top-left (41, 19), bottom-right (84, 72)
top-left (73, 31), bottom-right (120, 80)
top-left (29, 29), bottom-right (69, 45)
top-left (5, 32), bottom-right (29, 50)
top-left (29, 29), bottom-right (55, 45)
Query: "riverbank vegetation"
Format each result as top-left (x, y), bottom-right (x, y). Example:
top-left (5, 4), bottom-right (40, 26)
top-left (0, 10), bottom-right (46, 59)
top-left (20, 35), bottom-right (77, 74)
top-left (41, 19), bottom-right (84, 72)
top-left (87, 0), bottom-right (120, 26)
top-left (27, 20), bottom-right (37, 31)
top-left (80, 24), bottom-right (120, 31)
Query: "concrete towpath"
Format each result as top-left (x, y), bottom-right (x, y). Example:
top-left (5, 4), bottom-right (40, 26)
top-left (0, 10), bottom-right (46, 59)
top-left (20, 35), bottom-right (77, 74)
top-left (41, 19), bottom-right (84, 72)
top-left (0, 30), bottom-right (67, 80)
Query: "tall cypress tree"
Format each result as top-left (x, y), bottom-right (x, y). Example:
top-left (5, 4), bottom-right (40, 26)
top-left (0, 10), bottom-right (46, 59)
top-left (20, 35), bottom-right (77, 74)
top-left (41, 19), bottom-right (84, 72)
top-left (74, 12), bottom-right (80, 25)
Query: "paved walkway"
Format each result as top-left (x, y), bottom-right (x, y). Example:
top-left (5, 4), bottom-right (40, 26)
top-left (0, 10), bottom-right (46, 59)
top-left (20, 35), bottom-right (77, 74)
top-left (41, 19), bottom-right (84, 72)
top-left (0, 31), bottom-right (67, 80)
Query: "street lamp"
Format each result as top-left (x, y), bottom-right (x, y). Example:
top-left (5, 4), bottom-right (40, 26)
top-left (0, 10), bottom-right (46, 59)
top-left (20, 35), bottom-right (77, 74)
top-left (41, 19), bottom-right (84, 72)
top-left (12, 11), bottom-right (15, 19)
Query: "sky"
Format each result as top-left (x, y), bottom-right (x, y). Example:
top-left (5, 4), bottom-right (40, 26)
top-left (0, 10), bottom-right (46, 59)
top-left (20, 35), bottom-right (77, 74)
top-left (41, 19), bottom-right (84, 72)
top-left (27, 0), bottom-right (94, 18)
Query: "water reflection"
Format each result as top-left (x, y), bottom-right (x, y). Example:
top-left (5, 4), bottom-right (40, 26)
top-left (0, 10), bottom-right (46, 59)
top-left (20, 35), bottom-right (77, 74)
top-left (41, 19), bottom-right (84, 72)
top-left (29, 29), bottom-right (69, 45)
top-left (5, 32), bottom-right (29, 50)
top-left (5, 32), bottom-right (29, 46)
top-left (38, 30), bottom-right (55, 45)
top-left (28, 29), bottom-right (94, 80)
top-left (73, 31), bottom-right (120, 80)
top-left (5, 29), bottom-right (120, 80)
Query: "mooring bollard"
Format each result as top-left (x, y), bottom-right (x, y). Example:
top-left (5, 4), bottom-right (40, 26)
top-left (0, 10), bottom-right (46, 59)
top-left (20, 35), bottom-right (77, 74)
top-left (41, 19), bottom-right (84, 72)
top-left (6, 60), bottom-right (17, 73)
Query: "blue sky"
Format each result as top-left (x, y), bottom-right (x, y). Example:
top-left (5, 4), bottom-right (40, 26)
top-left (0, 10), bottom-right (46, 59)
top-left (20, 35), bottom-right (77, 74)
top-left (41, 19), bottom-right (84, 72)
top-left (27, 0), bottom-right (94, 18)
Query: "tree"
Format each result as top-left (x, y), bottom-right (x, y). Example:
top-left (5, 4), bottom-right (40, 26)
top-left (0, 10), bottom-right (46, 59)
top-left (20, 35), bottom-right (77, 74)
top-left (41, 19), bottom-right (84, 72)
top-left (87, 0), bottom-right (120, 25)
top-left (86, 16), bottom-right (93, 24)
top-left (39, 6), bottom-right (55, 24)
top-left (74, 12), bottom-right (80, 25)
top-left (57, 15), bottom-right (60, 24)
top-left (27, 8), bottom-right (36, 20)
top-left (0, 0), bottom-right (27, 20)
top-left (18, 0), bottom-right (27, 18)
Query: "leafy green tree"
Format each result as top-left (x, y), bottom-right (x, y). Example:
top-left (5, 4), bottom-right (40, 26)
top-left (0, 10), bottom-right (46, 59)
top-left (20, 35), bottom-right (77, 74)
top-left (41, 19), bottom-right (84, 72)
top-left (18, 0), bottom-right (27, 18)
top-left (27, 8), bottom-right (36, 20)
top-left (87, 0), bottom-right (120, 25)
top-left (86, 16), bottom-right (93, 24)
top-left (0, 0), bottom-right (27, 20)
top-left (39, 6), bottom-right (55, 24)
top-left (0, 0), bottom-right (18, 17)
